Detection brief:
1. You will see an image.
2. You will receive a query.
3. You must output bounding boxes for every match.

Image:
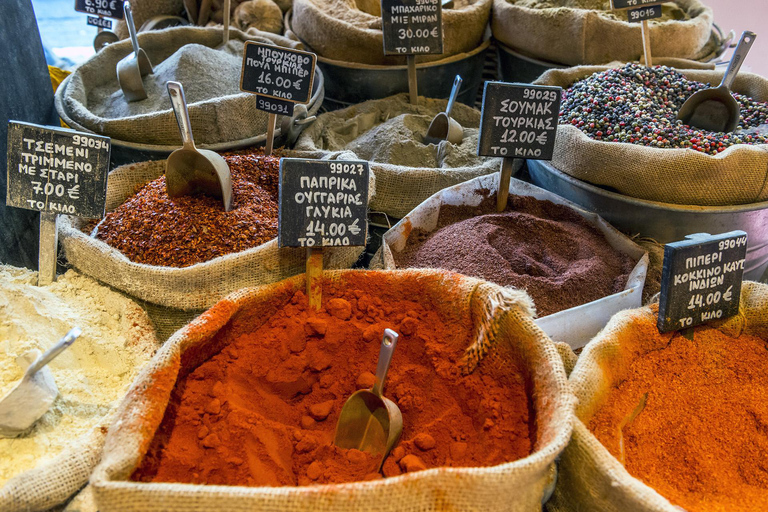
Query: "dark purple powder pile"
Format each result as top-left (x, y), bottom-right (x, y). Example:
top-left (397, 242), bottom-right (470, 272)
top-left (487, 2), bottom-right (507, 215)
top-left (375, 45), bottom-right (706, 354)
top-left (394, 194), bottom-right (636, 316)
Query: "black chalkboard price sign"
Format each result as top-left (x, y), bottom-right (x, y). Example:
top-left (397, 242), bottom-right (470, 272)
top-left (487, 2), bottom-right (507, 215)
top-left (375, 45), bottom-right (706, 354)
top-left (478, 82), bottom-right (562, 160)
top-left (381, 0), bottom-right (443, 56)
top-left (657, 231), bottom-right (748, 333)
top-left (87, 16), bottom-right (113, 29)
top-left (75, 0), bottom-right (124, 19)
top-left (6, 121), bottom-right (111, 219)
top-left (278, 159), bottom-right (369, 248)
top-left (609, 0), bottom-right (663, 9)
top-left (627, 5), bottom-right (662, 22)
top-left (240, 42), bottom-right (316, 104)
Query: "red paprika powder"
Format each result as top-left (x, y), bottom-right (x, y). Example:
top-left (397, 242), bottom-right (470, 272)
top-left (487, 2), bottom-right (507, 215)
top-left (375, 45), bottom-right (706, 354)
top-left (590, 319), bottom-right (768, 512)
top-left (132, 272), bottom-right (533, 486)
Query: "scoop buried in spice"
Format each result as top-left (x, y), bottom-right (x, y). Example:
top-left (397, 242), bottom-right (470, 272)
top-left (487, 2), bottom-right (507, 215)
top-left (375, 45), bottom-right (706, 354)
top-left (424, 75), bottom-right (464, 145)
top-left (334, 329), bottom-right (403, 471)
top-left (0, 327), bottom-right (81, 438)
top-left (116, 2), bottom-right (153, 102)
top-left (617, 392), bottom-right (647, 467)
top-left (165, 81), bottom-right (233, 211)
top-left (677, 31), bottom-right (756, 133)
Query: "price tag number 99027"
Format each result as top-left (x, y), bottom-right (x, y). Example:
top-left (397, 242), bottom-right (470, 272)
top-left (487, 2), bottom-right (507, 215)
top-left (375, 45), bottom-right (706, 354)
top-left (330, 162), bottom-right (366, 175)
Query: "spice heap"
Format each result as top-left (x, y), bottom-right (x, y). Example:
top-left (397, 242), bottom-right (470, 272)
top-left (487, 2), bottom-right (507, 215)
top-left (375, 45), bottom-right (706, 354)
top-left (590, 323), bottom-right (768, 512)
top-left (89, 42), bottom-right (244, 118)
top-left (344, 113), bottom-right (485, 168)
top-left (561, 63), bottom-right (768, 154)
top-left (95, 151), bottom-right (279, 267)
top-left (132, 273), bottom-right (533, 486)
top-left (0, 265), bottom-right (156, 485)
top-left (393, 195), bottom-right (635, 316)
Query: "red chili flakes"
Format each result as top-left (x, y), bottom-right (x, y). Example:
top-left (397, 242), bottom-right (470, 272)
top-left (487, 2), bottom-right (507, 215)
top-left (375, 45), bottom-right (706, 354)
top-left (96, 151), bottom-right (280, 268)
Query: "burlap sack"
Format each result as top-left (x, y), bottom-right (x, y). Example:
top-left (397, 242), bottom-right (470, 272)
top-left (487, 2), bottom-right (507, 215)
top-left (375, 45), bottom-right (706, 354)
top-left (89, 268), bottom-right (574, 511)
top-left (549, 280), bottom-right (768, 512)
top-left (0, 277), bottom-right (158, 512)
top-left (492, 0), bottom-right (712, 66)
top-left (57, 26), bottom-right (303, 145)
top-left (373, 173), bottom-right (649, 348)
top-left (291, 0), bottom-right (491, 65)
top-left (534, 65), bottom-right (768, 206)
top-left (58, 154), bottom-right (370, 319)
top-left (294, 93), bottom-right (505, 218)
top-left (114, 0), bottom-right (184, 39)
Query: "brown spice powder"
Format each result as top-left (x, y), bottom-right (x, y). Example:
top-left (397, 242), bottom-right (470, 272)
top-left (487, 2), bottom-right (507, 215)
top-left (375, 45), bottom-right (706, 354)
top-left (589, 323), bottom-right (768, 512)
top-left (96, 151), bottom-right (280, 268)
top-left (393, 194), bottom-right (635, 316)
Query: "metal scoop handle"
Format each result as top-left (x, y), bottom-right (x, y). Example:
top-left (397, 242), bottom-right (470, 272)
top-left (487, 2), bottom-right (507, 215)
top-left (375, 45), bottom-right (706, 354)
top-left (25, 327), bottom-right (82, 378)
top-left (720, 31), bottom-right (756, 90)
top-left (372, 329), bottom-right (399, 397)
top-left (223, 0), bottom-right (231, 44)
top-left (167, 81), bottom-right (196, 149)
top-left (124, 3), bottom-right (141, 57)
top-left (445, 75), bottom-right (462, 117)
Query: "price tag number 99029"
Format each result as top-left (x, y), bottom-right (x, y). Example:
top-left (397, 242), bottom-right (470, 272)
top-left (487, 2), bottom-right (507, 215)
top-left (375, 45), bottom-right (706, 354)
top-left (521, 88), bottom-right (559, 102)
top-left (330, 162), bottom-right (367, 175)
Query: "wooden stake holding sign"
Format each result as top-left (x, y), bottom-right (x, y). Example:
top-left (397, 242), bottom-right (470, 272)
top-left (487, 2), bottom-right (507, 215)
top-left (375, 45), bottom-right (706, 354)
top-left (610, 0), bottom-right (663, 66)
top-left (477, 82), bottom-right (561, 212)
top-left (381, 0), bottom-right (443, 105)
top-left (278, 159), bottom-right (370, 310)
top-left (657, 231), bottom-right (748, 333)
top-left (5, 121), bottom-right (110, 286)
top-left (240, 43), bottom-right (317, 156)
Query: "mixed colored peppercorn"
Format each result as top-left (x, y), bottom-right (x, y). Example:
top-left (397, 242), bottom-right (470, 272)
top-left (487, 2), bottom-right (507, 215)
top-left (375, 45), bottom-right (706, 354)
top-left (96, 151), bottom-right (280, 267)
top-left (560, 63), bottom-right (768, 155)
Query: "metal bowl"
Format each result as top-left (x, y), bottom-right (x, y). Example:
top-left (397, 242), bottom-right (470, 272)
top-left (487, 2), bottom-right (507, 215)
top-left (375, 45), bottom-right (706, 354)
top-left (528, 159), bottom-right (768, 281)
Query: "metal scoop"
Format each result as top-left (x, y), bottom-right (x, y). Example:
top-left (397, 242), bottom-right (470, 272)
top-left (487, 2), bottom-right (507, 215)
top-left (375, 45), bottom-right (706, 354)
top-left (424, 75), bottom-right (464, 145)
top-left (0, 327), bottom-right (82, 438)
top-left (334, 329), bottom-right (402, 470)
top-left (677, 31), bottom-right (756, 133)
top-left (165, 81), bottom-right (234, 211)
top-left (117, 2), bottom-right (153, 102)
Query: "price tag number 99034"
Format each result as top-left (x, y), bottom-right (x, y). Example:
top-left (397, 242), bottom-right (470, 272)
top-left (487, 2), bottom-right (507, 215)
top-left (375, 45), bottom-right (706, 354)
top-left (72, 135), bottom-right (109, 150)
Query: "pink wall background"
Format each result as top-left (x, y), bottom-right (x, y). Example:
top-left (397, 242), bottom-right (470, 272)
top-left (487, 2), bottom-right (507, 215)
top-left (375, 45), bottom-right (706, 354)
top-left (704, 0), bottom-right (768, 76)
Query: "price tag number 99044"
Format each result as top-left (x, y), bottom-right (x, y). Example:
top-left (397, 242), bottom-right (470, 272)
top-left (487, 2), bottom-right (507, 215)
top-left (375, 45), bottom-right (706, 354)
top-left (719, 236), bottom-right (747, 251)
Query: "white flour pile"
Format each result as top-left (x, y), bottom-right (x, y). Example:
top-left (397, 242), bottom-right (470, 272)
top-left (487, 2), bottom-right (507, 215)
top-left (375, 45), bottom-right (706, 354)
top-left (0, 266), bottom-right (157, 485)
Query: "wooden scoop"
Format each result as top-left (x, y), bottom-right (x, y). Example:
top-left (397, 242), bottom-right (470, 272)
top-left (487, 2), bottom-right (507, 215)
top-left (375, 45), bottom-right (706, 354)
top-left (424, 75), bottom-right (463, 145)
top-left (334, 329), bottom-right (402, 471)
top-left (677, 31), bottom-right (756, 133)
top-left (0, 327), bottom-right (81, 438)
top-left (117, 2), bottom-right (153, 102)
top-left (165, 81), bottom-right (233, 211)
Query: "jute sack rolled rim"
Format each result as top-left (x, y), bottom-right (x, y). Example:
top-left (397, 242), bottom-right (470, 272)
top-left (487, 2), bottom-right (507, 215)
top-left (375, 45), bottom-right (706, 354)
top-left (290, 0), bottom-right (491, 65)
top-left (492, 0), bottom-right (713, 66)
top-left (294, 93), bottom-right (505, 218)
top-left (373, 173), bottom-right (649, 348)
top-left (548, 281), bottom-right (768, 512)
top-left (90, 269), bottom-right (575, 512)
top-left (58, 151), bottom-right (372, 311)
top-left (534, 64), bottom-right (768, 206)
top-left (113, 0), bottom-right (184, 39)
top-left (0, 274), bottom-right (158, 512)
top-left (56, 26), bottom-right (304, 146)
